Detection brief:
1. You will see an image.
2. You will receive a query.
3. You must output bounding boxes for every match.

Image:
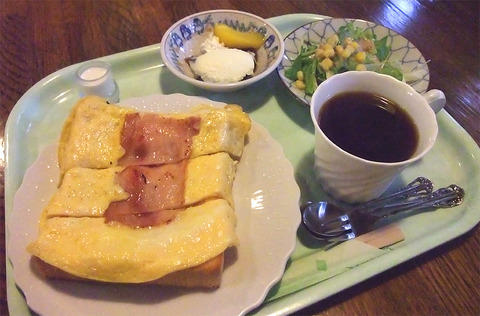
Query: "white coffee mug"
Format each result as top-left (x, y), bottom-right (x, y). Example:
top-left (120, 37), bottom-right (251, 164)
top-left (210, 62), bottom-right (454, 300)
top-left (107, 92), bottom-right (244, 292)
top-left (310, 71), bottom-right (445, 203)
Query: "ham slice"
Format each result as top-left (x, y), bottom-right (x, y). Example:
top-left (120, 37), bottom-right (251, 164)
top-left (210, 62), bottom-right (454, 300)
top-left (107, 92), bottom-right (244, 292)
top-left (104, 161), bottom-right (187, 227)
top-left (118, 113), bottom-right (201, 166)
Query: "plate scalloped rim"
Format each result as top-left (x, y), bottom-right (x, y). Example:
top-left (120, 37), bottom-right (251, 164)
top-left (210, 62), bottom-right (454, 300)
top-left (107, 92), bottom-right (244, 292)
top-left (7, 93), bottom-right (301, 316)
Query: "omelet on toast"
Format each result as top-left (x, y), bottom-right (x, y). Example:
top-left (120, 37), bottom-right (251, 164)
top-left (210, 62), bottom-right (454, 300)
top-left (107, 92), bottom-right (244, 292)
top-left (28, 199), bottom-right (238, 284)
top-left (28, 96), bottom-right (251, 289)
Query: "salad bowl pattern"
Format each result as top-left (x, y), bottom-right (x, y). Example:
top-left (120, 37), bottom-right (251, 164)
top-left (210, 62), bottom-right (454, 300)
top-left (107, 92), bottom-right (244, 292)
top-left (277, 18), bottom-right (430, 106)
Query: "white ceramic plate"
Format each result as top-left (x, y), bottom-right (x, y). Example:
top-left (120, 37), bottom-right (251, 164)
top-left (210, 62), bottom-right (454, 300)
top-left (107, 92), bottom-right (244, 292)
top-left (277, 18), bottom-right (430, 106)
top-left (8, 94), bottom-right (301, 316)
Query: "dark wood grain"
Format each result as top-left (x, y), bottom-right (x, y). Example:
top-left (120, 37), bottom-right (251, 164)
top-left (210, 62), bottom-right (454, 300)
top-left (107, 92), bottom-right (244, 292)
top-left (1, 1), bottom-right (478, 315)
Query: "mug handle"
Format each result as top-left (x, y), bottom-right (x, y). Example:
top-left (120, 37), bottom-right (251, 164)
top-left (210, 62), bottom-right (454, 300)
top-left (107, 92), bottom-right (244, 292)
top-left (423, 89), bottom-right (446, 113)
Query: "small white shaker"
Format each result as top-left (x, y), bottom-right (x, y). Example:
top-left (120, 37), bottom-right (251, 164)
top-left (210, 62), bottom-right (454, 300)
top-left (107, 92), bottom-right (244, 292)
top-left (76, 60), bottom-right (119, 103)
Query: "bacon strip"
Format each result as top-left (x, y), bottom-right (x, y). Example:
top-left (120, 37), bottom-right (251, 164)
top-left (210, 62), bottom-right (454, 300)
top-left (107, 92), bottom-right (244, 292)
top-left (104, 161), bottom-right (187, 228)
top-left (118, 113), bottom-right (201, 166)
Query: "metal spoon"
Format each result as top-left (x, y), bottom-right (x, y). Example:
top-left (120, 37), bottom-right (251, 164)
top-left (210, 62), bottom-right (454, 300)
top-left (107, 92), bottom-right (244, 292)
top-left (301, 178), bottom-right (464, 242)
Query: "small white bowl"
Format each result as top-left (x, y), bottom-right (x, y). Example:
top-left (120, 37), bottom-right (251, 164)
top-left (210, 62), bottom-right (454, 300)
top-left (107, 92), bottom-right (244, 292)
top-left (160, 10), bottom-right (284, 92)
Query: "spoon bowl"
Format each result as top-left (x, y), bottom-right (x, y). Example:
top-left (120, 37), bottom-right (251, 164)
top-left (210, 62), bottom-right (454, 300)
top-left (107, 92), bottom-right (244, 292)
top-left (301, 178), bottom-right (465, 242)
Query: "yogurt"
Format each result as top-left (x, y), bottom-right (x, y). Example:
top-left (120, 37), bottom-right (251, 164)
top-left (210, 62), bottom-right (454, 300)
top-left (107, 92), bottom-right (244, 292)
top-left (191, 48), bottom-right (255, 83)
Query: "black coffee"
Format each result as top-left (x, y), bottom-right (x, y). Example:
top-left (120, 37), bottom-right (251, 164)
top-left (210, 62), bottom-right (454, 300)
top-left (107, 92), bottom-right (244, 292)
top-left (318, 91), bottom-right (419, 163)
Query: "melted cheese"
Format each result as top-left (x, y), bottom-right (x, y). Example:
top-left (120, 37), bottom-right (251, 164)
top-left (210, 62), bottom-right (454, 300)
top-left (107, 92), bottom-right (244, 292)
top-left (57, 97), bottom-right (251, 174)
top-left (190, 104), bottom-right (252, 158)
top-left (185, 152), bottom-right (236, 206)
top-left (45, 152), bottom-right (236, 219)
top-left (28, 199), bottom-right (238, 283)
top-left (44, 166), bottom-right (129, 218)
top-left (58, 96), bottom-right (133, 179)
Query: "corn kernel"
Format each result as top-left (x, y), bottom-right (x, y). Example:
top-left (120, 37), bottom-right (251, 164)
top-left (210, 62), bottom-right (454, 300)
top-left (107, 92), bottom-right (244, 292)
top-left (345, 44), bottom-right (355, 52)
top-left (315, 48), bottom-right (324, 59)
top-left (323, 48), bottom-right (335, 58)
top-left (295, 80), bottom-right (306, 90)
top-left (320, 57), bottom-right (333, 71)
top-left (355, 51), bottom-right (366, 63)
top-left (297, 70), bottom-right (304, 81)
top-left (335, 45), bottom-right (344, 54)
top-left (323, 43), bottom-right (333, 51)
top-left (341, 48), bottom-right (353, 59)
top-left (326, 70), bottom-right (334, 79)
top-left (356, 64), bottom-right (367, 71)
top-left (327, 34), bottom-right (339, 46)
top-left (351, 41), bottom-right (359, 49)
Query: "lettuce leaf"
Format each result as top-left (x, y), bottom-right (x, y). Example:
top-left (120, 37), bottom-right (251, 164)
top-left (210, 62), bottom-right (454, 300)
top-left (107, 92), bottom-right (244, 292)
top-left (375, 36), bottom-right (391, 62)
top-left (338, 22), bottom-right (375, 43)
top-left (378, 62), bottom-right (403, 81)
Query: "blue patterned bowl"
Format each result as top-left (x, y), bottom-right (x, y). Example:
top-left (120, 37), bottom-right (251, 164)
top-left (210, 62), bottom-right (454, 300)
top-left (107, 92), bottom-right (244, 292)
top-left (277, 18), bottom-right (430, 106)
top-left (160, 10), bottom-right (284, 92)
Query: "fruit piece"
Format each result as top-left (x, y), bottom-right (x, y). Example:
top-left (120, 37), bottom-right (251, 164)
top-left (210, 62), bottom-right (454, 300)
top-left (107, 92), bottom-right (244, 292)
top-left (213, 24), bottom-right (265, 50)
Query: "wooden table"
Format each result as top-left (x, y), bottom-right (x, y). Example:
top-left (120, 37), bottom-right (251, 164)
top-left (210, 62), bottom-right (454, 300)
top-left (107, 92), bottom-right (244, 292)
top-left (1, 1), bottom-right (478, 315)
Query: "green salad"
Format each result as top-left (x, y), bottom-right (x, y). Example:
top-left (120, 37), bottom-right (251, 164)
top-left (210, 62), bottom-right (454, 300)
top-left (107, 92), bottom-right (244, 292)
top-left (284, 22), bottom-right (404, 96)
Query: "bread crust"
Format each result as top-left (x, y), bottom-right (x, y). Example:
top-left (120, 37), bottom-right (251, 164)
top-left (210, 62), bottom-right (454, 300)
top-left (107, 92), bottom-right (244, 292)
top-left (31, 252), bottom-right (224, 289)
